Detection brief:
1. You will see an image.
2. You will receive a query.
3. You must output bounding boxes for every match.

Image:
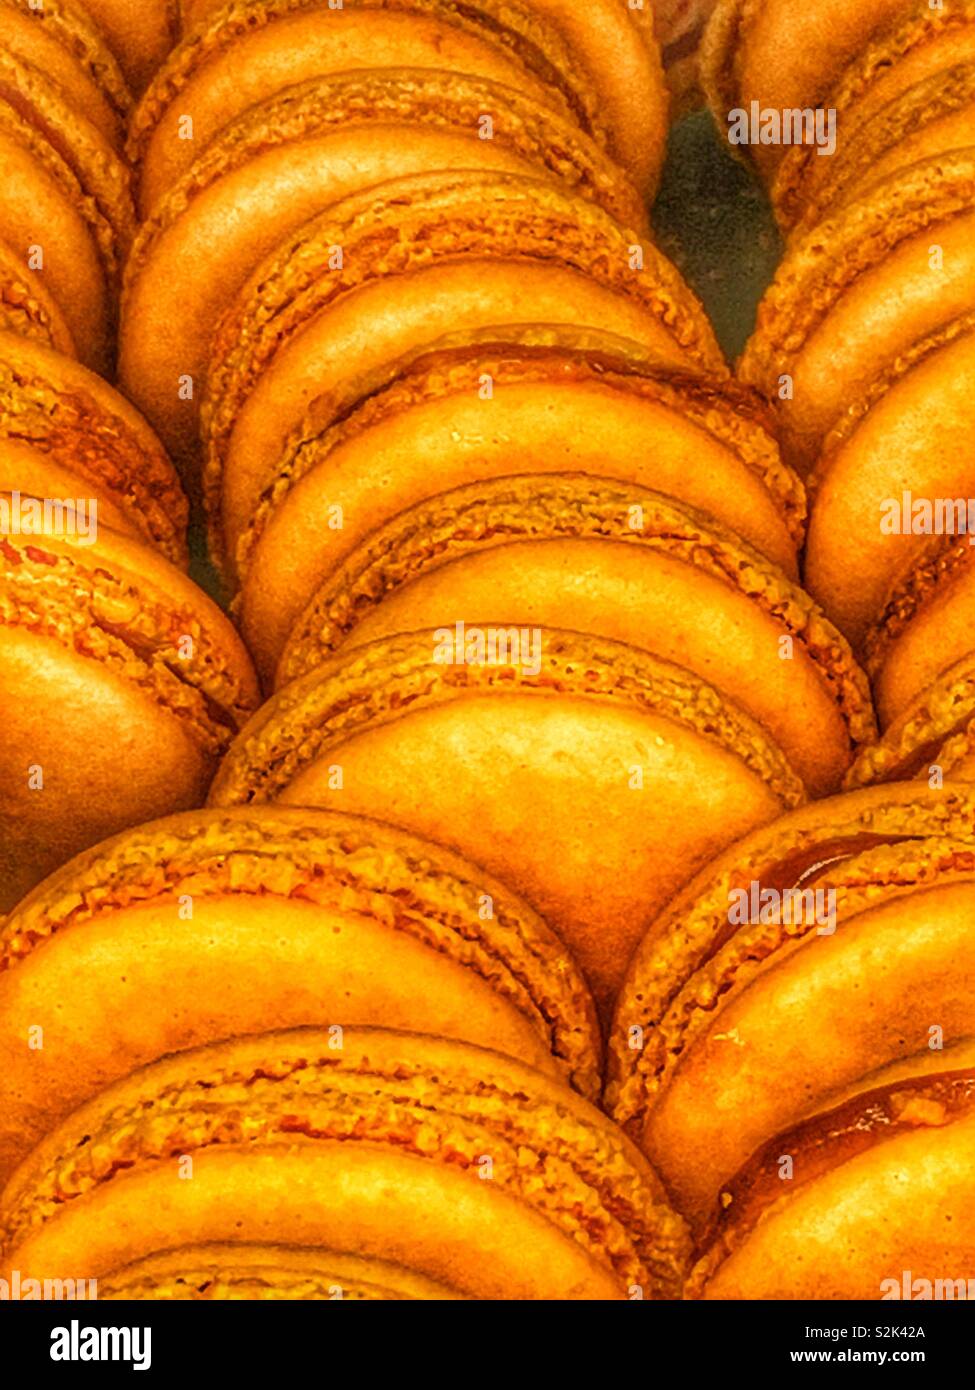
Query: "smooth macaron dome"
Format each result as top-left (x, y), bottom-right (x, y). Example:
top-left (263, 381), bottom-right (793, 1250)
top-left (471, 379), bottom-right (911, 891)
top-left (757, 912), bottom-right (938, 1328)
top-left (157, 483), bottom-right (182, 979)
top-left (0, 330), bottom-right (187, 565)
top-left (802, 313), bottom-right (975, 647)
top-left (0, 1027), bottom-right (692, 1300)
top-left (208, 627), bottom-right (804, 1012)
top-left (201, 169), bottom-right (725, 525)
top-left (739, 148), bottom-right (975, 473)
top-left (605, 782), bottom-right (975, 1225)
top-left (687, 1066), bottom-right (975, 1298)
top-left (773, 0), bottom-right (975, 233)
top-left (119, 75), bottom-right (650, 469)
top-left (0, 47), bottom-right (135, 374)
top-left (0, 804), bottom-right (601, 1180)
top-left (174, 0), bottom-right (671, 197)
top-left (98, 1244), bottom-right (468, 1300)
top-left (0, 0), bottom-right (133, 151)
top-left (0, 510), bottom-right (258, 909)
top-left (228, 325), bottom-right (804, 682)
top-left (273, 474), bottom-right (871, 798)
top-left (129, 0), bottom-right (618, 216)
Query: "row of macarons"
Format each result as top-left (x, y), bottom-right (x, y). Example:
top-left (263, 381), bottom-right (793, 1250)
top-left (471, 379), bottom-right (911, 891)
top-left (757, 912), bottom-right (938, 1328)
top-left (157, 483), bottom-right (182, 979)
top-left (2, 782), bottom-right (975, 1298)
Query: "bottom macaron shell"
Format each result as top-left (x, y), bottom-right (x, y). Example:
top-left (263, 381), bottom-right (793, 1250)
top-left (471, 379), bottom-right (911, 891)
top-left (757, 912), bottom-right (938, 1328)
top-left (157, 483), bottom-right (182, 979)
top-left (0, 630), bottom-right (214, 910)
top-left (693, 1104), bottom-right (975, 1300)
top-left (1, 1029), bottom-right (687, 1299)
top-left (209, 632), bottom-right (803, 1014)
top-left (6, 1145), bottom-right (624, 1300)
top-left (0, 894), bottom-right (560, 1184)
top-left (644, 878), bottom-right (975, 1227)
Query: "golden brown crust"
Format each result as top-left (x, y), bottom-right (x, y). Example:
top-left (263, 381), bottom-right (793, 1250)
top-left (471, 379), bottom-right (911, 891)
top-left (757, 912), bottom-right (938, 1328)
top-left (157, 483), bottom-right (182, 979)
top-left (201, 170), bottom-right (724, 506)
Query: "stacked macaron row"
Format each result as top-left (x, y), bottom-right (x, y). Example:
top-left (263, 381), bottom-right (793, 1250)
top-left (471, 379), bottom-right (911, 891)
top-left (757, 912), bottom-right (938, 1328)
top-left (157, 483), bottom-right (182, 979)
top-left (0, 806), bottom-right (693, 1299)
top-left (119, 0), bottom-right (671, 473)
top-left (700, 0), bottom-right (975, 790)
top-left (607, 783), bottom-right (975, 1298)
top-left (0, 3), bottom-right (266, 910)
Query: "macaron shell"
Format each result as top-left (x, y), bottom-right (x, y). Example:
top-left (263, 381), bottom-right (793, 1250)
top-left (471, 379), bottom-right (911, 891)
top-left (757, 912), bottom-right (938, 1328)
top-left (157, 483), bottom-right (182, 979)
top-left (520, 0), bottom-right (668, 194)
top-left (0, 122), bottom-right (111, 374)
top-left (697, 1110), bottom-right (975, 1299)
top-left (740, 158), bottom-right (975, 470)
top-left (233, 361), bottom-right (799, 671)
top-left (286, 534), bottom-right (856, 798)
top-left (0, 628), bottom-right (215, 910)
top-left (870, 558), bottom-right (975, 729)
top-left (0, 0), bottom-right (128, 150)
top-left (780, 58), bottom-right (975, 232)
top-left (177, 0), bottom-right (668, 195)
top-left (269, 688), bottom-right (790, 1012)
top-left (805, 326), bottom-right (975, 646)
top-left (703, 0), bottom-right (908, 177)
top-left (121, 117), bottom-right (636, 468)
top-left (0, 893), bottom-right (562, 1181)
top-left (644, 879), bottom-right (975, 1225)
top-left (606, 783), bottom-right (975, 1132)
top-left (216, 262), bottom-right (720, 543)
top-left (5, 1143), bottom-right (625, 1298)
top-left (0, 235), bottom-right (75, 356)
top-left (133, 7), bottom-right (580, 215)
top-left (0, 446), bottom-right (136, 539)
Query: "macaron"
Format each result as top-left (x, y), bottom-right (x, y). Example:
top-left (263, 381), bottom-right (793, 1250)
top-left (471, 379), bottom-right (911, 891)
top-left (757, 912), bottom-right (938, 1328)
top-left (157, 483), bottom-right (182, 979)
top-left (0, 509), bottom-right (258, 910)
top-left (119, 78), bottom-right (650, 470)
top-left (802, 313), bottom-right (975, 647)
top-left (773, 2), bottom-right (975, 232)
top-left (227, 326), bottom-right (803, 680)
top-left (0, 1027), bottom-right (691, 1300)
top-left (0, 804), bottom-right (600, 1181)
top-left (701, 0), bottom-right (916, 178)
top-left (846, 651), bottom-right (975, 788)
top-left (201, 169), bottom-right (724, 532)
top-left (0, 235), bottom-right (75, 357)
top-left (98, 1244), bottom-right (467, 1300)
top-left (208, 627), bottom-right (804, 1013)
top-left (0, 47), bottom-right (135, 374)
top-left (606, 782), bottom-right (975, 1226)
top-left (175, 0), bottom-right (670, 198)
top-left (274, 475), bottom-right (872, 799)
top-left (73, 0), bottom-right (176, 92)
top-left (131, 0), bottom-right (617, 216)
top-left (739, 149), bottom-right (975, 474)
top-left (0, 330), bottom-right (187, 565)
top-left (0, 0), bottom-right (132, 150)
top-left (688, 1067), bottom-right (975, 1298)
